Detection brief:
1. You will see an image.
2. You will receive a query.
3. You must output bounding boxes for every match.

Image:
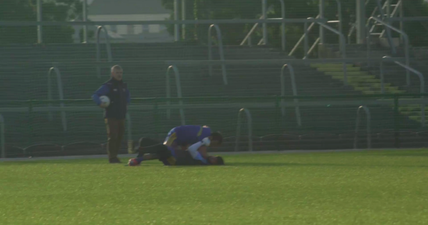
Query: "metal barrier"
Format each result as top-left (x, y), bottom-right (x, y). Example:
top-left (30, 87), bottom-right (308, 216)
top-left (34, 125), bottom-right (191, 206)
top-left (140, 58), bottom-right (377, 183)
top-left (354, 106), bottom-right (371, 149)
top-left (0, 114), bottom-right (4, 158)
top-left (166, 65), bottom-right (185, 125)
top-left (289, 0), bottom-right (342, 58)
top-left (208, 24), bottom-right (228, 85)
top-left (0, 18), bottom-right (327, 26)
top-left (367, 17), bottom-right (410, 85)
top-left (281, 64), bottom-right (301, 127)
top-left (315, 21), bottom-right (348, 86)
top-left (96, 26), bottom-right (113, 78)
top-left (241, 0), bottom-right (286, 51)
top-left (235, 108), bottom-right (253, 152)
top-left (126, 113), bottom-right (133, 154)
top-left (289, 15), bottom-right (320, 57)
top-left (381, 56), bottom-right (425, 127)
top-left (348, 0), bottom-right (403, 44)
top-left (47, 66), bottom-right (67, 132)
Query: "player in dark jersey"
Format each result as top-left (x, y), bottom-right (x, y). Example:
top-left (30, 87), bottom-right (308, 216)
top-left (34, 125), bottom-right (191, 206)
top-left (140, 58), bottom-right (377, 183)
top-left (127, 137), bottom-right (224, 166)
top-left (127, 125), bottom-right (224, 166)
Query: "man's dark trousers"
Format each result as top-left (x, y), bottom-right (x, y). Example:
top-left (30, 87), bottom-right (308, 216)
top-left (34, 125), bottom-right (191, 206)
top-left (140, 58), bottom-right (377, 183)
top-left (105, 118), bottom-right (125, 161)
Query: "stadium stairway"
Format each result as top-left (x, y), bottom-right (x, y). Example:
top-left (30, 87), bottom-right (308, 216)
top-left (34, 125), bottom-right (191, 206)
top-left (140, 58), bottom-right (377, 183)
top-left (315, 44), bottom-right (428, 127)
top-left (0, 43), bottom-right (426, 157)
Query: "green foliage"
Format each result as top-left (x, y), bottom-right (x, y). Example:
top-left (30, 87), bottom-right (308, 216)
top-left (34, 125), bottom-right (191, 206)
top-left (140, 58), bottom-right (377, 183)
top-left (402, 0), bottom-right (428, 46)
top-left (0, 0), bottom-right (82, 44)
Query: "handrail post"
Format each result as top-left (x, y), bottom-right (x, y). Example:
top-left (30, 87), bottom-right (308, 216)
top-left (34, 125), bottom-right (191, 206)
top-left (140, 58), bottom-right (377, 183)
top-left (375, 0), bottom-right (395, 54)
top-left (208, 24), bottom-right (228, 85)
top-left (336, 0), bottom-right (343, 43)
top-left (82, 0), bottom-right (88, 43)
top-left (126, 113), bottom-right (133, 154)
top-left (393, 95), bottom-right (400, 148)
top-left (354, 106), bottom-right (371, 149)
top-left (382, 56), bottom-right (425, 127)
top-left (96, 26), bottom-right (113, 78)
top-left (281, 64), bottom-right (301, 127)
top-left (0, 114), bottom-right (5, 158)
top-left (303, 21), bottom-right (309, 59)
top-left (47, 65), bottom-right (67, 132)
top-left (319, 0), bottom-right (325, 44)
top-left (279, 0), bottom-right (286, 51)
top-left (262, 0), bottom-right (268, 45)
top-left (366, 25), bottom-right (371, 67)
top-left (288, 15), bottom-right (320, 57)
top-left (174, 0), bottom-right (180, 42)
top-left (368, 17), bottom-right (409, 85)
top-left (235, 108), bottom-right (253, 152)
top-left (37, 0), bottom-right (42, 44)
top-left (399, 0), bottom-right (404, 43)
top-left (166, 65), bottom-right (185, 125)
top-left (316, 21), bottom-right (348, 85)
top-left (380, 60), bottom-right (385, 94)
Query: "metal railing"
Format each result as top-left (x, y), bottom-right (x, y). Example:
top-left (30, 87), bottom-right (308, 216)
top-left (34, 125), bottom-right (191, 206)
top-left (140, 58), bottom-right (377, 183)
top-left (281, 64), bottom-right (301, 127)
top-left (348, 0), bottom-right (403, 45)
top-left (315, 21), bottom-right (348, 86)
top-left (381, 56), bottom-right (425, 127)
top-left (354, 105), bottom-right (371, 149)
top-left (47, 66), bottom-right (67, 132)
top-left (0, 18), bottom-right (328, 26)
top-left (3, 94), bottom-right (428, 156)
top-left (372, 0), bottom-right (395, 50)
top-left (235, 108), bottom-right (253, 152)
top-left (379, 0), bottom-right (403, 39)
top-left (241, 0), bottom-right (286, 51)
top-left (166, 65), bottom-right (185, 125)
top-left (367, 17), bottom-right (410, 85)
top-left (289, 15), bottom-right (320, 57)
top-left (4, 95), bottom-right (428, 113)
top-left (126, 113), bottom-right (133, 154)
top-left (348, 0), bottom-right (371, 44)
top-left (289, 0), bottom-right (342, 58)
top-left (96, 26), bottom-right (113, 78)
top-left (0, 114), bottom-right (4, 158)
top-left (208, 24), bottom-right (228, 85)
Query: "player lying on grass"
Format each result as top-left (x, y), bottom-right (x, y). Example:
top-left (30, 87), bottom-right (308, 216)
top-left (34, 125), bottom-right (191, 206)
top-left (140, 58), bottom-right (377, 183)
top-left (127, 137), bottom-right (224, 166)
top-left (128, 125), bottom-right (224, 166)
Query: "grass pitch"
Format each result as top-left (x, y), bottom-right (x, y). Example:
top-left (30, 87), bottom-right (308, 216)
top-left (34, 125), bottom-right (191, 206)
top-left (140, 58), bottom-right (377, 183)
top-left (1, 150), bottom-right (428, 225)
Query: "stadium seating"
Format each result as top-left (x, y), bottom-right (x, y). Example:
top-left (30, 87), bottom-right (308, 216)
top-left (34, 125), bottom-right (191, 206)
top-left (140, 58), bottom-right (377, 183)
top-left (1, 42), bottom-right (427, 156)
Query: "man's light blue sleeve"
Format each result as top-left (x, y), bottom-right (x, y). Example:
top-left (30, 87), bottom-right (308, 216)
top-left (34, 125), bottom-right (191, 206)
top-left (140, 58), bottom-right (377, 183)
top-left (194, 152), bottom-right (208, 164)
top-left (91, 85), bottom-right (110, 105)
top-left (187, 141), bottom-right (208, 164)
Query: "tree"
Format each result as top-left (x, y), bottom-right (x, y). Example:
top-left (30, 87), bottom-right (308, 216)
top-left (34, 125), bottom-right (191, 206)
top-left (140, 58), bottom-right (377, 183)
top-left (0, 0), bottom-right (83, 44)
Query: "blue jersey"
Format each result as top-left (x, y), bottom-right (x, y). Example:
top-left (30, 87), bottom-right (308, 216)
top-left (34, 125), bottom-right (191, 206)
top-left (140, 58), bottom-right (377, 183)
top-left (164, 125), bottom-right (211, 147)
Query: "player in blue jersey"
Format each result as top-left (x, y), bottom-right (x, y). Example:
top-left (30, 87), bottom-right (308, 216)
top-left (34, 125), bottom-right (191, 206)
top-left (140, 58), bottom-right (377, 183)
top-left (127, 125), bottom-right (224, 166)
top-left (163, 125), bottom-right (222, 158)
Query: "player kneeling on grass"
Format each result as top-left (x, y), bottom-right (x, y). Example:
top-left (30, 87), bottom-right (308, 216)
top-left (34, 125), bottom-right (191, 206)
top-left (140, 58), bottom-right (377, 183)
top-left (128, 137), bottom-right (224, 166)
top-left (129, 125), bottom-right (224, 166)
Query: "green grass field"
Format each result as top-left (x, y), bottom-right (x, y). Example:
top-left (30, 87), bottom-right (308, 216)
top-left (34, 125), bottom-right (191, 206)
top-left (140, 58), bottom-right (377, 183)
top-left (1, 150), bottom-right (428, 225)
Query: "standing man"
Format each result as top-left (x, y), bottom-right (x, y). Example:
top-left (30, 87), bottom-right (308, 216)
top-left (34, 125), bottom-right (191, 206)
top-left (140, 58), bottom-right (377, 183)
top-left (92, 65), bottom-right (130, 163)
